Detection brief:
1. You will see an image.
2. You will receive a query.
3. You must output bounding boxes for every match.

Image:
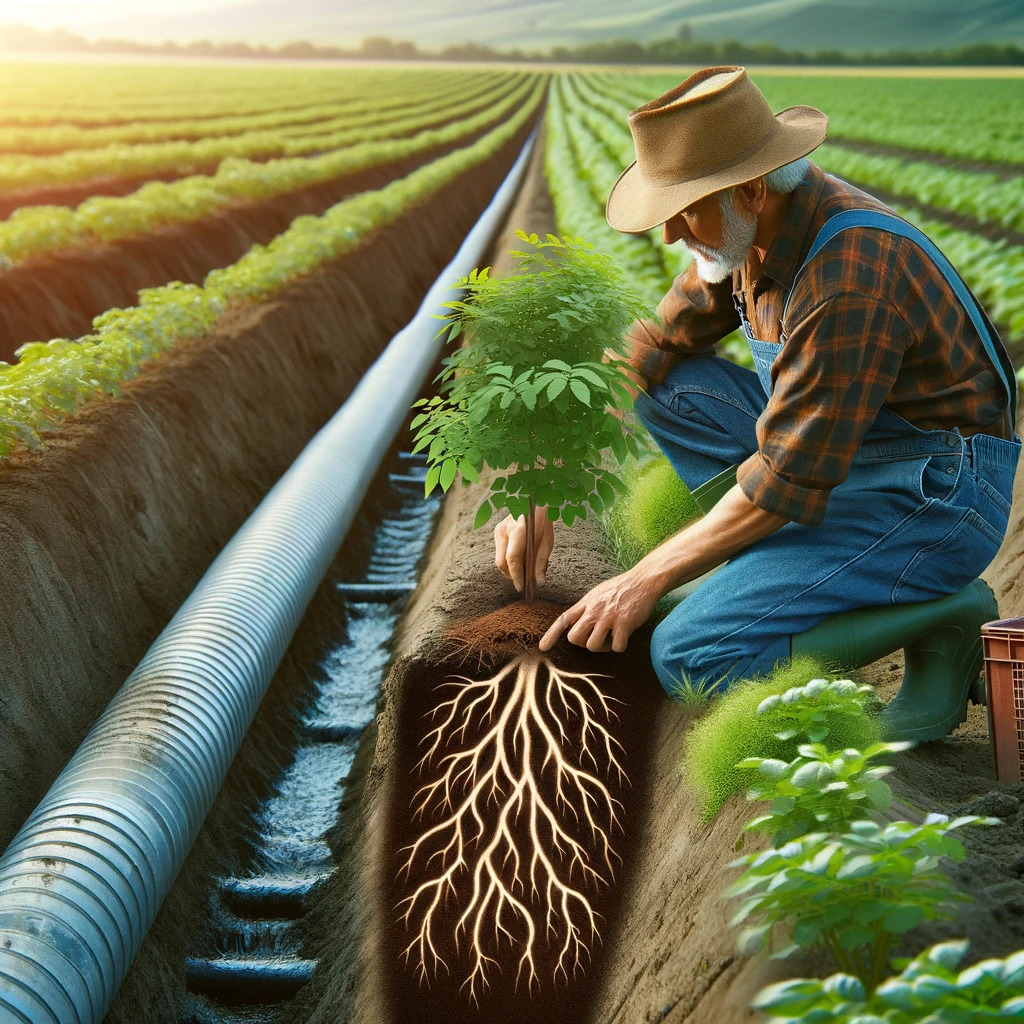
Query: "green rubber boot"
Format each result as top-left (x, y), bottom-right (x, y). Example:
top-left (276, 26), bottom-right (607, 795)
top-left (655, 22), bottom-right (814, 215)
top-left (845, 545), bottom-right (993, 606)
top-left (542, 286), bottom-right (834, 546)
top-left (691, 464), bottom-right (740, 515)
top-left (791, 578), bottom-right (998, 743)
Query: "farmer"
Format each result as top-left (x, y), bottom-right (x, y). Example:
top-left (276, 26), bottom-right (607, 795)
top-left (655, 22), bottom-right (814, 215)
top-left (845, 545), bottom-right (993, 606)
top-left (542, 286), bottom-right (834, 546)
top-left (497, 65), bottom-right (1021, 741)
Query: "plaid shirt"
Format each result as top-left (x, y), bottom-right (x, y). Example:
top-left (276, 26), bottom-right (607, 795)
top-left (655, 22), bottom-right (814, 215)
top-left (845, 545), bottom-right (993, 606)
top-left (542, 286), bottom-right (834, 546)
top-left (625, 161), bottom-right (1013, 527)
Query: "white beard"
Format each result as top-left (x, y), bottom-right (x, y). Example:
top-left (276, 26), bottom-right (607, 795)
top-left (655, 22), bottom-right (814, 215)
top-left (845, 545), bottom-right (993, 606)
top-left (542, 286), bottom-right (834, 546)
top-left (686, 190), bottom-right (758, 284)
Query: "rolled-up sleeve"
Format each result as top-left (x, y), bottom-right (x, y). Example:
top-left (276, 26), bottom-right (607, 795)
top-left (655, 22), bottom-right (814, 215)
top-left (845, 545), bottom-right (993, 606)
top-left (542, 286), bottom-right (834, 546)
top-left (737, 291), bottom-right (913, 527)
top-left (623, 263), bottom-right (740, 385)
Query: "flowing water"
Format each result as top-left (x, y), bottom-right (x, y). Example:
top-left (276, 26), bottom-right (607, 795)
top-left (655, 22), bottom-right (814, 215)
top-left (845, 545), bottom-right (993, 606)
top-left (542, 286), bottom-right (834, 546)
top-left (181, 458), bottom-right (438, 1023)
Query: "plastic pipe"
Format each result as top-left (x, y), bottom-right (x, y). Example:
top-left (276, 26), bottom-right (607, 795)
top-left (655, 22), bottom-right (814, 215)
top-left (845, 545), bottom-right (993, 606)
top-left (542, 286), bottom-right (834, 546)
top-left (0, 127), bottom-right (536, 1024)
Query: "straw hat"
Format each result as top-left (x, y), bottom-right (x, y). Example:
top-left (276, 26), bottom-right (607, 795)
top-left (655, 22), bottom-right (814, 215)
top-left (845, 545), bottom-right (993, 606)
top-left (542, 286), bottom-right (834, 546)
top-left (605, 66), bottom-right (828, 233)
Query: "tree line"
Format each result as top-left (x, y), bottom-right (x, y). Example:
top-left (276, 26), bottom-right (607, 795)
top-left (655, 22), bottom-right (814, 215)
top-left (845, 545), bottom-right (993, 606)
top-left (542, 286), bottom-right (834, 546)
top-left (1, 22), bottom-right (1021, 66)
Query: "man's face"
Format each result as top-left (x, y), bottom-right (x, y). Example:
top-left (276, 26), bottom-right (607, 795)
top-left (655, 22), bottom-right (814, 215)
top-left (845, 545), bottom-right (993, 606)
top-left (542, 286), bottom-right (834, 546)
top-left (662, 187), bottom-right (758, 284)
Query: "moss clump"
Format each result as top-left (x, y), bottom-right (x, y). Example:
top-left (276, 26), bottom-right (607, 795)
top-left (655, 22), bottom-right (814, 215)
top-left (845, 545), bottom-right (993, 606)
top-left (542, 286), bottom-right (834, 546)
top-left (681, 656), bottom-right (881, 822)
top-left (604, 453), bottom-right (701, 568)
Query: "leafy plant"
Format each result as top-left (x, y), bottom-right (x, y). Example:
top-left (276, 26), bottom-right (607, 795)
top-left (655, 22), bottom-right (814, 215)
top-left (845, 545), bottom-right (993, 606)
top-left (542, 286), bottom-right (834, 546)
top-left (756, 678), bottom-right (880, 743)
top-left (752, 939), bottom-right (1024, 1023)
top-left (727, 815), bottom-right (999, 993)
top-left (681, 659), bottom-right (879, 822)
top-left (410, 230), bottom-right (654, 600)
top-left (739, 740), bottom-right (911, 848)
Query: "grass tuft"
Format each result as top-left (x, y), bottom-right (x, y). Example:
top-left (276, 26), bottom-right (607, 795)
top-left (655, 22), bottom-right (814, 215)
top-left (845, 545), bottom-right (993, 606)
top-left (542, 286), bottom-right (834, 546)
top-left (603, 453), bottom-right (701, 569)
top-left (681, 655), bottom-right (881, 823)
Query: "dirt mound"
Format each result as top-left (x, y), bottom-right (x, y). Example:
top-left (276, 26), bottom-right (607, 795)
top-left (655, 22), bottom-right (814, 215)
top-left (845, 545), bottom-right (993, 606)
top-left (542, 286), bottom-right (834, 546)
top-left (442, 598), bottom-right (565, 657)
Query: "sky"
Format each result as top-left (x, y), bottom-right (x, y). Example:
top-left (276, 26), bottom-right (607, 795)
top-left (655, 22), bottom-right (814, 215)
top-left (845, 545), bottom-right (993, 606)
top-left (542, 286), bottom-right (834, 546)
top-left (0, 0), bottom-right (239, 31)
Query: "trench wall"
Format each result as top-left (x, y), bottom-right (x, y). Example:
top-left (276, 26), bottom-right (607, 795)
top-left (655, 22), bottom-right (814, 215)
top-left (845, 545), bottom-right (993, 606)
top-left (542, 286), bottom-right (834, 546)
top-left (0, 115), bottom-right (536, 1022)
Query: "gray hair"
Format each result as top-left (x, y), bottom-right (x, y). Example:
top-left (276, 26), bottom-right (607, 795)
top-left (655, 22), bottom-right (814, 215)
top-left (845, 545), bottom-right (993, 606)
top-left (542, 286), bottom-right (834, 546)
top-left (764, 157), bottom-right (810, 194)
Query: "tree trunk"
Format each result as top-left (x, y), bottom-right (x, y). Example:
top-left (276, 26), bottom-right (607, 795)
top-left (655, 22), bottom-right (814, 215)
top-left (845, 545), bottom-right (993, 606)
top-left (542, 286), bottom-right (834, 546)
top-left (524, 496), bottom-right (537, 603)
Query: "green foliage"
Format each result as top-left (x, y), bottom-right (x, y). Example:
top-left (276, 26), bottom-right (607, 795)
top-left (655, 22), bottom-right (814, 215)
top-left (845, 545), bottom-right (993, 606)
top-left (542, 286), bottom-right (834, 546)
top-left (753, 940), bottom-right (1024, 1023)
top-left (602, 452), bottom-right (702, 569)
top-left (727, 815), bottom-right (998, 990)
top-left (0, 71), bottom-right (530, 195)
top-left (0, 75), bottom-right (536, 266)
top-left (756, 677), bottom-right (879, 744)
top-left (736, 679), bottom-right (905, 847)
top-left (0, 90), bottom-right (543, 458)
top-left (682, 659), bottom-right (879, 822)
top-left (410, 231), bottom-right (654, 528)
top-left (739, 740), bottom-right (910, 848)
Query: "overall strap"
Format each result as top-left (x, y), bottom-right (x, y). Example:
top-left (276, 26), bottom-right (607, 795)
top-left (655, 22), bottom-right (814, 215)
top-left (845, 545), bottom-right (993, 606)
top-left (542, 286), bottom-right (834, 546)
top-left (782, 208), bottom-right (1018, 425)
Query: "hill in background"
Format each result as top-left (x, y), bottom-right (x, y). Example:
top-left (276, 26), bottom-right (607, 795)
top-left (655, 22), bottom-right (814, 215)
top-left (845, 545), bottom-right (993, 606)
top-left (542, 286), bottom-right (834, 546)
top-left (79, 0), bottom-right (1024, 52)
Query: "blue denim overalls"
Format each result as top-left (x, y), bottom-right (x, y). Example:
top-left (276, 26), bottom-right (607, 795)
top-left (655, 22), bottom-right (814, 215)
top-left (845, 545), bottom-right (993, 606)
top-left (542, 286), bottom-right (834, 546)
top-left (636, 209), bottom-right (1022, 696)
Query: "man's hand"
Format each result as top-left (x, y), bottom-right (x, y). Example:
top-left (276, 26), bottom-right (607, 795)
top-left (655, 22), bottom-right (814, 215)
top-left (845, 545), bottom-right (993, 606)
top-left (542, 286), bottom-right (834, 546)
top-left (494, 506), bottom-right (554, 593)
top-left (538, 568), bottom-right (659, 653)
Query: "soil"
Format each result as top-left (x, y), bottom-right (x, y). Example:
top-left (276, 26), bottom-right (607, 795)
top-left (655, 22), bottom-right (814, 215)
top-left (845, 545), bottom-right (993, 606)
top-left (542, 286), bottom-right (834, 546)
top-left (296, 121), bottom-right (1024, 1024)
top-left (0, 97), bottom-right (525, 359)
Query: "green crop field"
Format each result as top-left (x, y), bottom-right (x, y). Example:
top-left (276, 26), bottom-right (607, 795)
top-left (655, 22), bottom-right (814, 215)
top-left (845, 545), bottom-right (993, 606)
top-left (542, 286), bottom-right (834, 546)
top-left (547, 68), bottom-right (1024, 366)
top-left (0, 62), bottom-right (1020, 460)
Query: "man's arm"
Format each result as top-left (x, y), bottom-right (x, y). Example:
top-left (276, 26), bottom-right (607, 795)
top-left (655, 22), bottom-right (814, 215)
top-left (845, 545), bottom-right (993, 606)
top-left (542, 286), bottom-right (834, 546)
top-left (539, 485), bottom-right (786, 652)
top-left (498, 261), bottom-right (740, 588)
top-left (542, 286), bottom-right (913, 652)
top-left (620, 262), bottom-right (741, 387)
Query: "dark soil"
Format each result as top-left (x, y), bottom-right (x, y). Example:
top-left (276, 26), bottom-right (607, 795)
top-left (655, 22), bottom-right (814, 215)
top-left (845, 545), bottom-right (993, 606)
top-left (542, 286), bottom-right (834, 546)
top-left (0, 93), bottom-right (530, 359)
top-left (378, 638), bottom-right (664, 1024)
top-left (442, 598), bottom-right (566, 658)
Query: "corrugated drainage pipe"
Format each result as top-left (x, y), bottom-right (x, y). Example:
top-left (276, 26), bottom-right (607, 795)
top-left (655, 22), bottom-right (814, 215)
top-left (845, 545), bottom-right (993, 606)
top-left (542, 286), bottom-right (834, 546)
top-left (0, 128), bottom-right (536, 1024)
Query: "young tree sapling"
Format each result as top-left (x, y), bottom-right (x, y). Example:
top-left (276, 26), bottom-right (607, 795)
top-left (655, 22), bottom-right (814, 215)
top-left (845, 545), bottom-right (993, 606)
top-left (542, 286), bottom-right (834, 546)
top-left (409, 231), bottom-right (654, 601)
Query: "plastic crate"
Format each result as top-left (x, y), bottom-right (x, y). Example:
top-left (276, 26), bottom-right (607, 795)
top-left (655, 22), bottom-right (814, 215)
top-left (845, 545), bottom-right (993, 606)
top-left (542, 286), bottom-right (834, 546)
top-left (981, 617), bottom-right (1024, 782)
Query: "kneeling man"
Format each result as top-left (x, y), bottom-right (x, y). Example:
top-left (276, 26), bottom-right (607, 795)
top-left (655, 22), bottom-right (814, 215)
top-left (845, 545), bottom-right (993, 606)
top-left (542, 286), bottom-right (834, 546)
top-left (497, 66), bottom-right (1020, 742)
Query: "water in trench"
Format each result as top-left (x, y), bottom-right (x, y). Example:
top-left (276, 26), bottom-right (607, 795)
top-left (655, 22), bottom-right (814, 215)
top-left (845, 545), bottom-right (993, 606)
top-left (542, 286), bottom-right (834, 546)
top-left (181, 457), bottom-right (438, 1024)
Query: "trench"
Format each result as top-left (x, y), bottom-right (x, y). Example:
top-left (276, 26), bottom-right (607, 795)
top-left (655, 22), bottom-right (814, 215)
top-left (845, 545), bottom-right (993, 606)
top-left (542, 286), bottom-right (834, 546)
top-left (178, 452), bottom-right (443, 1024)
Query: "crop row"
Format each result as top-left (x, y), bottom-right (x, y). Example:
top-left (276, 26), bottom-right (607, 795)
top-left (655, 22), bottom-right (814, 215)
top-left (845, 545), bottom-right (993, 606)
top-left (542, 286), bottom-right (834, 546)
top-left (605, 72), bottom-right (1024, 168)
top-left (0, 64), bottom-right (440, 127)
top-left (573, 74), bottom-right (1022, 355)
top-left (0, 73), bottom-right (529, 195)
top-left (0, 83), bottom-right (544, 458)
top-left (0, 69), bottom-right (504, 155)
top-left (0, 76), bottom-right (541, 267)
top-left (588, 73), bottom-right (1024, 236)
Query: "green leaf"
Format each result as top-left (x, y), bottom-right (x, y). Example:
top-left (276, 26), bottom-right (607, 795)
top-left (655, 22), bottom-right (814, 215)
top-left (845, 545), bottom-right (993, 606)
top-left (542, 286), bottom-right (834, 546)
top-left (883, 905), bottom-right (924, 933)
top-left (439, 458), bottom-right (457, 492)
top-left (459, 459), bottom-right (480, 483)
top-left (546, 377), bottom-right (567, 401)
top-left (424, 464), bottom-right (441, 497)
top-left (474, 499), bottom-right (492, 529)
top-left (569, 379), bottom-right (591, 406)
